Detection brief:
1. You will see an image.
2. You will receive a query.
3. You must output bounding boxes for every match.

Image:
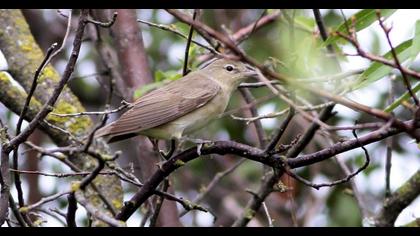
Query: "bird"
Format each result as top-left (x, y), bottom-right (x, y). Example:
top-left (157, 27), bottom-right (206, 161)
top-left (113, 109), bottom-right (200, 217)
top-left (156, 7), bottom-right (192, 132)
top-left (94, 58), bottom-right (257, 144)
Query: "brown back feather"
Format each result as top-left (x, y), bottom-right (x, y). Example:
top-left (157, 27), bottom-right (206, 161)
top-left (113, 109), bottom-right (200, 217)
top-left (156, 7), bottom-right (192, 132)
top-left (95, 74), bottom-right (220, 139)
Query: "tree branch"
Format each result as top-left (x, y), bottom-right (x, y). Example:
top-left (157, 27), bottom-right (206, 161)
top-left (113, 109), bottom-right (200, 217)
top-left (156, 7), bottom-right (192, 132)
top-left (375, 169), bottom-right (420, 226)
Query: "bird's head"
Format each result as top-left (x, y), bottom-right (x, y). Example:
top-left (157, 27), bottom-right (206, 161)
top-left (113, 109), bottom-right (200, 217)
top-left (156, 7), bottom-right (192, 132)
top-left (200, 58), bottom-right (258, 88)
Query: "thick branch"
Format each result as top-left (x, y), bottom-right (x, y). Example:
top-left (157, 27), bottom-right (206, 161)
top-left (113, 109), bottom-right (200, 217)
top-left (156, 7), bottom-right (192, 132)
top-left (115, 119), bottom-right (405, 221)
top-left (375, 169), bottom-right (420, 227)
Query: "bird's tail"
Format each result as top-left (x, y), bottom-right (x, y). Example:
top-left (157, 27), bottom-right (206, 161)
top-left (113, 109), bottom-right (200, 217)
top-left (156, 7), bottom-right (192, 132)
top-left (93, 122), bottom-right (138, 143)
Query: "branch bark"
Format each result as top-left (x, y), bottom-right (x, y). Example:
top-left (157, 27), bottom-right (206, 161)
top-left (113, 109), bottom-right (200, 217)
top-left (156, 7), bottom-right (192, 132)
top-left (375, 169), bottom-right (420, 227)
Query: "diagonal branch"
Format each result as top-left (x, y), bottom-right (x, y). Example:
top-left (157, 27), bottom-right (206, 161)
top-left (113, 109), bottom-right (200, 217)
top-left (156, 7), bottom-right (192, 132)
top-left (115, 118), bottom-right (407, 221)
top-left (374, 169), bottom-right (420, 226)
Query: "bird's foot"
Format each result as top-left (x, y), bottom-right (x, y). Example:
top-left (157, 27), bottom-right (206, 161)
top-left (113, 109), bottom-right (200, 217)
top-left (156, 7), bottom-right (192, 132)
top-left (180, 137), bottom-right (213, 156)
top-left (159, 147), bottom-right (175, 160)
top-left (149, 138), bottom-right (177, 160)
top-left (155, 161), bottom-right (165, 171)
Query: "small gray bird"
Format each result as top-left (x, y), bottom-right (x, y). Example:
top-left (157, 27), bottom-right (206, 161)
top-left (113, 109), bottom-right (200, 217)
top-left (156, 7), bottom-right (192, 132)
top-left (95, 58), bottom-right (257, 143)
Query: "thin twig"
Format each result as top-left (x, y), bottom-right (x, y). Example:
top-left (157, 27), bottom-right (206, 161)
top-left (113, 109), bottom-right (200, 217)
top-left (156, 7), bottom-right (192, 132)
top-left (24, 141), bottom-right (81, 172)
top-left (376, 10), bottom-right (419, 106)
top-left (148, 179), bottom-right (169, 227)
top-left (8, 195), bottom-right (27, 227)
top-left (239, 80), bottom-right (281, 88)
top-left (239, 69), bottom-right (362, 88)
top-left (313, 8), bottom-right (340, 66)
top-left (335, 152), bottom-right (371, 219)
top-left (232, 170), bottom-right (282, 227)
top-left (385, 76), bottom-right (396, 197)
top-left (284, 129), bottom-right (370, 190)
top-left (264, 108), bottom-right (295, 153)
top-left (222, 93), bottom-right (277, 118)
top-left (336, 31), bottom-right (420, 81)
top-left (9, 169), bottom-right (114, 178)
top-left (48, 10), bottom-right (73, 64)
top-left (42, 120), bottom-right (81, 144)
top-left (182, 9), bottom-right (198, 76)
top-left (13, 43), bottom-right (58, 210)
top-left (255, 70), bottom-right (333, 131)
top-left (35, 208), bottom-right (67, 226)
top-left (261, 201), bottom-right (274, 227)
top-left (137, 19), bottom-right (219, 55)
top-left (50, 100), bottom-right (130, 117)
top-left (238, 9), bottom-right (267, 45)
top-left (87, 11), bottom-right (118, 28)
top-left (15, 43), bottom-right (58, 138)
top-left (82, 113), bottom-right (108, 153)
top-left (22, 191), bottom-right (71, 212)
top-left (140, 204), bottom-right (153, 227)
top-left (239, 88), bottom-right (267, 147)
top-left (233, 10), bottom-right (281, 44)
top-left (325, 122), bottom-right (385, 131)
top-left (179, 159), bottom-right (246, 217)
top-left (231, 102), bottom-right (332, 125)
top-left (79, 152), bottom-right (118, 190)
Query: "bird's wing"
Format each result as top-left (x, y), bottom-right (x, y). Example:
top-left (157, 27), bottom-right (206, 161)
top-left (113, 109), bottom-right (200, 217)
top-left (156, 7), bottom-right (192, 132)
top-left (98, 75), bottom-right (221, 137)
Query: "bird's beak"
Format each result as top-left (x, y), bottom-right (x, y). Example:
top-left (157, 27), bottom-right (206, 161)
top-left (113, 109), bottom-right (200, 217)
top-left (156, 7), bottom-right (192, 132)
top-left (244, 64), bottom-right (258, 78)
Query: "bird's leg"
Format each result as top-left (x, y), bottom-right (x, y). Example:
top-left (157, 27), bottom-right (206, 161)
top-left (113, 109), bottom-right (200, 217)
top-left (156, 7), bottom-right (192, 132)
top-left (148, 138), bottom-right (175, 160)
top-left (179, 137), bottom-right (213, 156)
top-left (159, 139), bottom-right (177, 160)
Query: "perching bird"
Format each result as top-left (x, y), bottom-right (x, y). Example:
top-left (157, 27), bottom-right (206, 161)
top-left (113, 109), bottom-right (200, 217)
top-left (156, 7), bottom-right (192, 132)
top-left (94, 58), bottom-right (257, 143)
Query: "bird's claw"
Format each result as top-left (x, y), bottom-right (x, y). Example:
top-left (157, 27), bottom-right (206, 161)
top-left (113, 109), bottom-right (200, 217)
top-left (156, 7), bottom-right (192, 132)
top-left (197, 143), bottom-right (203, 156)
top-left (194, 139), bottom-right (213, 156)
top-left (155, 161), bottom-right (164, 170)
top-left (180, 137), bottom-right (212, 156)
top-left (159, 149), bottom-right (169, 158)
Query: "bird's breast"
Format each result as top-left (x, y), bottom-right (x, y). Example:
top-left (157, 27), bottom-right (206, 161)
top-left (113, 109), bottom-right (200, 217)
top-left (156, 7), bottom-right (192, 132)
top-left (174, 89), bottom-right (230, 134)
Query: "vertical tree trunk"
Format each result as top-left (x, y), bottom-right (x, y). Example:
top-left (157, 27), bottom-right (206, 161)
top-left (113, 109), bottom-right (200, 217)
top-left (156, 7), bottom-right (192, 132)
top-left (93, 9), bottom-right (183, 226)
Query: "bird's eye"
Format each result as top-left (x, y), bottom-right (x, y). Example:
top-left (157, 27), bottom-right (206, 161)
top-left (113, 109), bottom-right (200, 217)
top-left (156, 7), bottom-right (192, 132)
top-left (224, 64), bottom-right (235, 72)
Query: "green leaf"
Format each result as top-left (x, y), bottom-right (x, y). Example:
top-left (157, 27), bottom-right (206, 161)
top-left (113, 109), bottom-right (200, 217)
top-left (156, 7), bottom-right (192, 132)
top-left (410, 20), bottom-right (420, 60)
top-left (370, 30), bottom-right (381, 55)
top-left (154, 70), bottom-right (182, 82)
top-left (294, 16), bottom-right (315, 32)
top-left (154, 70), bottom-right (165, 82)
top-left (135, 69), bottom-right (183, 99)
top-left (384, 82), bottom-right (420, 113)
top-left (355, 39), bottom-right (413, 89)
top-left (323, 9), bottom-right (397, 46)
top-left (171, 22), bottom-right (191, 35)
top-left (133, 81), bottom-right (164, 99)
